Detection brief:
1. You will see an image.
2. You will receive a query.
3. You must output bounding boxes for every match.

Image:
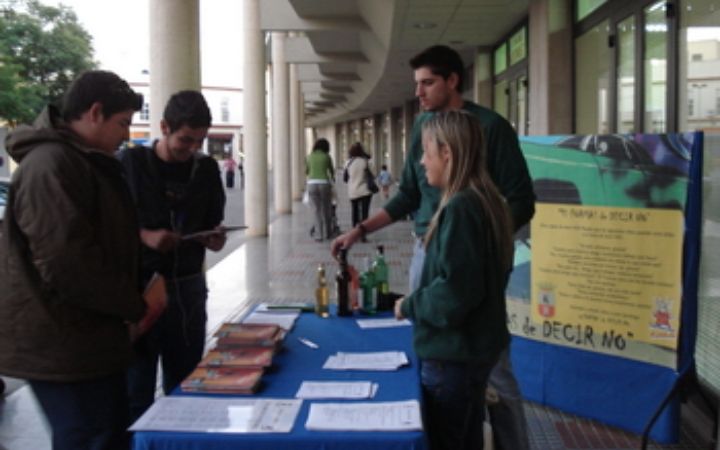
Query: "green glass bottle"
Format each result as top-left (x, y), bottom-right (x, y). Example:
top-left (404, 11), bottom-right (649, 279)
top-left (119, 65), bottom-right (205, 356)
top-left (372, 245), bottom-right (389, 308)
top-left (359, 257), bottom-right (376, 314)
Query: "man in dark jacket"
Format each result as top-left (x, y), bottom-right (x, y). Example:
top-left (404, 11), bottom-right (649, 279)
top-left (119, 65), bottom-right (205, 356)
top-left (118, 90), bottom-right (226, 422)
top-left (0, 71), bottom-right (152, 450)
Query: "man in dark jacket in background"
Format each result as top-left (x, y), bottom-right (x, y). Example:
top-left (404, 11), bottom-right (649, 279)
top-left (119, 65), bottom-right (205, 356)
top-left (0, 71), bottom-right (156, 450)
top-left (118, 90), bottom-right (226, 422)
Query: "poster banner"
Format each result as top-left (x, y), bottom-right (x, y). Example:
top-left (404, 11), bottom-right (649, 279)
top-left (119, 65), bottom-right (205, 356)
top-left (531, 204), bottom-right (683, 348)
top-left (507, 133), bottom-right (694, 369)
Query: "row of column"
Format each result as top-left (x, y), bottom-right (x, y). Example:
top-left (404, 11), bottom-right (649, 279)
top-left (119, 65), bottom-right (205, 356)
top-left (328, 103), bottom-right (413, 181)
top-left (149, 0), bottom-right (305, 237)
top-left (146, 0), bottom-right (574, 237)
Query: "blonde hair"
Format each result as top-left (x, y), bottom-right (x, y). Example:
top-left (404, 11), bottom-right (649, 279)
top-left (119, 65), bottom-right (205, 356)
top-left (422, 110), bottom-right (514, 269)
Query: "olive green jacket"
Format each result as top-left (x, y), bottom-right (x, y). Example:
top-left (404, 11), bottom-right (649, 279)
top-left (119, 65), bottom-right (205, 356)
top-left (0, 107), bottom-right (145, 381)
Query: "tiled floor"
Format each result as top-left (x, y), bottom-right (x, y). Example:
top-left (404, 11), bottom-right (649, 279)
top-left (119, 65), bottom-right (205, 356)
top-left (0, 185), bottom-right (715, 450)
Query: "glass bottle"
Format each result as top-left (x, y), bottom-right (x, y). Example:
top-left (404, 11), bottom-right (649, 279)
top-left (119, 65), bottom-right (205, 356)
top-left (359, 257), bottom-right (376, 314)
top-left (315, 264), bottom-right (329, 318)
top-left (336, 249), bottom-right (352, 316)
top-left (372, 245), bottom-right (389, 307)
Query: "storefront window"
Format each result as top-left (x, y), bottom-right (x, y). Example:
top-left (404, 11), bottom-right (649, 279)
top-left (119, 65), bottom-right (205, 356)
top-left (576, 21), bottom-right (610, 133)
top-left (509, 27), bottom-right (527, 66)
top-left (617, 15), bottom-right (636, 132)
top-left (494, 79), bottom-right (509, 120)
top-left (679, 0), bottom-right (720, 131)
top-left (576, 0), bottom-right (607, 21)
top-left (643, 2), bottom-right (668, 132)
top-left (494, 43), bottom-right (507, 75)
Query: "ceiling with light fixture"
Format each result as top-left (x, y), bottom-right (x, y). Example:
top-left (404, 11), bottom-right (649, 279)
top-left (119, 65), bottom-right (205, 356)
top-left (259, 0), bottom-right (528, 126)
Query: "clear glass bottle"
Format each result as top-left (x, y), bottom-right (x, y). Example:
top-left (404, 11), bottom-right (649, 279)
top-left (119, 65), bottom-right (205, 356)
top-left (336, 249), bottom-right (352, 316)
top-left (315, 264), bottom-right (329, 318)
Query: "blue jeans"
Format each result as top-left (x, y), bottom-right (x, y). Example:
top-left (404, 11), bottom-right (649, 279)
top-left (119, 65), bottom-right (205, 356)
top-left (127, 274), bottom-right (208, 422)
top-left (308, 183), bottom-right (333, 240)
top-left (421, 359), bottom-right (494, 450)
top-left (409, 239), bottom-right (529, 450)
top-left (30, 372), bottom-right (130, 450)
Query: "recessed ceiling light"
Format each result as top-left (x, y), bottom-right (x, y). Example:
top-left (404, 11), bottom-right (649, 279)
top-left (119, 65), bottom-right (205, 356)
top-left (413, 22), bottom-right (437, 29)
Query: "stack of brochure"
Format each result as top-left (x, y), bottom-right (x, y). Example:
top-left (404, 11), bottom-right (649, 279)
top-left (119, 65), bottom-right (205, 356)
top-left (214, 323), bottom-right (285, 350)
top-left (322, 351), bottom-right (409, 371)
top-left (180, 323), bottom-right (285, 394)
top-left (181, 367), bottom-right (264, 394)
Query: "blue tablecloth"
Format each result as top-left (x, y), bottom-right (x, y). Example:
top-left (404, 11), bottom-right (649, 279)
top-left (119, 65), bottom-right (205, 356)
top-left (132, 310), bottom-right (428, 450)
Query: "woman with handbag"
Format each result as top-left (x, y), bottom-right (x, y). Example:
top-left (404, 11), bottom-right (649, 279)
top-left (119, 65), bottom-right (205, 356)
top-left (343, 142), bottom-right (375, 241)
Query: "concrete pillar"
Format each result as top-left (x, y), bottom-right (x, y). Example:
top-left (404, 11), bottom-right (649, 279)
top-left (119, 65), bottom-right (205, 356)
top-left (474, 51), bottom-right (493, 109)
top-left (528, 0), bottom-right (573, 134)
top-left (387, 107), bottom-right (402, 179)
top-left (271, 32), bottom-right (291, 213)
top-left (402, 100), bottom-right (415, 160)
top-left (243, 0), bottom-right (268, 236)
top-left (373, 113), bottom-right (384, 168)
top-left (149, 0), bottom-right (201, 139)
top-left (344, 122), bottom-right (352, 160)
top-left (290, 64), bottom-right (303, 201)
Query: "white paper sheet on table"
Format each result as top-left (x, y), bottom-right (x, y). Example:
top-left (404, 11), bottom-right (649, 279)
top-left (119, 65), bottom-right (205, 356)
top-left (241, 310), bottom-right (299, 330)
top-left (305, 400), bottom-right (423, 431)
top-left (322, 351), bottom-right (409, 371)
top-left (128, 397), bottom-right (302, 433)
top-left (295, 381), bottom-right (379, 399)
top-left (356, 318), bottom-right (412, 329)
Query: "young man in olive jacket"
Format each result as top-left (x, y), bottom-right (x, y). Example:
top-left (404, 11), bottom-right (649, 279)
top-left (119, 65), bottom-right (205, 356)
top-left (0, 71), bottom-right (152, 450)
top-left (118, 90), bottom-right (226, 422)
top-left (332, 45), bottom-right (535, 450)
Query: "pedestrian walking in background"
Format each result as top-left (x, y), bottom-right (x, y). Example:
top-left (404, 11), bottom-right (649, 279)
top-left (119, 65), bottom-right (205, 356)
top-left (223, 155), bottom-right (237, 188)
top-left (377, 164), bottom-right (393, 199)
top-left (306, 138), bottom-right (335, 242)
top-left (343, 142), bottom-right (374, 240)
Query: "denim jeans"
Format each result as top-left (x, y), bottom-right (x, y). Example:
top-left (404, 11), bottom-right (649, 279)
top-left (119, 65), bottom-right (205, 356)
top-left (421, 359), bottom-right (494, 450)
top-left (30, 372), bottom-right (130, 450)
top-left (127, 274), bottom-right (208, 423)
top-left (350, 194), bottom-right (372, 227)
top-left (409, 239), bottom-right (529, 450)
top-left (308, 183), bottom-right (333, 240)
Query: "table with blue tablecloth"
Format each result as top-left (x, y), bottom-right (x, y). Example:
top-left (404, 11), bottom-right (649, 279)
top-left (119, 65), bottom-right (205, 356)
top-left (132, 309), bottom-right (428, 450)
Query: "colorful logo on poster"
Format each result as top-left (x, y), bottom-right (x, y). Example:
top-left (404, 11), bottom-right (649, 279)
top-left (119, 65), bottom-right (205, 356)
top-left (649, 298), bottom-right (677, 341)
top-left (536, 284), bottom-right (556, 318)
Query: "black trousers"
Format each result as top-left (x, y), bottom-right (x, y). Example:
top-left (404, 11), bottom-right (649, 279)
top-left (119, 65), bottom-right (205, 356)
top-left (350, 195), bottom-right (372, 227)
top-left (29, 371), bottom-right (130, 450)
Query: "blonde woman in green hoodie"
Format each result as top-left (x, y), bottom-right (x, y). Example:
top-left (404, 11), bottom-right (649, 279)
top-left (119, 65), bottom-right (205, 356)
top-left (395, 110), bottom-right (513, 450)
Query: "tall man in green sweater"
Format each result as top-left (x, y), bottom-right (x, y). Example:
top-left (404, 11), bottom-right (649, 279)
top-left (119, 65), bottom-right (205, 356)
top-left (331, 45), bottom-right (535, 450)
